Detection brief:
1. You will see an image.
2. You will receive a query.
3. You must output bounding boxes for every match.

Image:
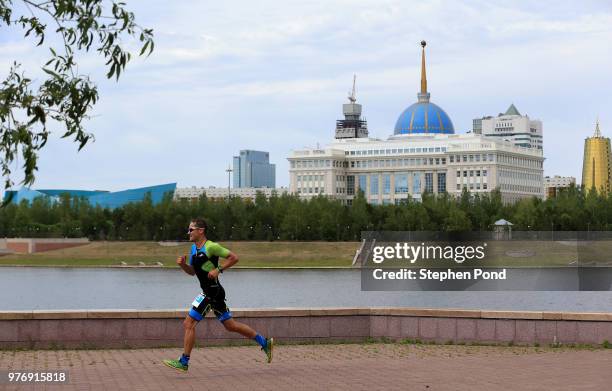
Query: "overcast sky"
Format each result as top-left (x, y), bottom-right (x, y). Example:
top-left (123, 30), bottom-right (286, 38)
top-left (2, 0), bottom-right (612, 194)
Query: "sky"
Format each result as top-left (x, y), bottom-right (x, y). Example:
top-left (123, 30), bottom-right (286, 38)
top-left (2, 0), bottom-right (612, 194)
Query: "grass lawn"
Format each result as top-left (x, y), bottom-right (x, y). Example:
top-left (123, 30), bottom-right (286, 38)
top-left (1, 240), bottom-right (610, 268)
top-left (0, 241), bottom-right (360, 267)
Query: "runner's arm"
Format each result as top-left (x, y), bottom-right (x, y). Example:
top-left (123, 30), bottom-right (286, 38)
top-left (177, 256), bottom-right (195, 275)
top-left (219, 251), bottom-right (239, 271)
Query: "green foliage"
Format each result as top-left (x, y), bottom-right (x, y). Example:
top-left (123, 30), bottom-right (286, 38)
top-left (1, 185), bottom-right (610, 240)
top-left (0, 0), bottom-right (154, 196)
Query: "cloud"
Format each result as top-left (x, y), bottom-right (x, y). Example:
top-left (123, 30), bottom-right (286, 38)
top-left (2, 0), bottom-right (612, 193)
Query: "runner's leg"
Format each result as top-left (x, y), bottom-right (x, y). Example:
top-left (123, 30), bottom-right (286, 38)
top-left (183, 315), bottom-right (198, 356)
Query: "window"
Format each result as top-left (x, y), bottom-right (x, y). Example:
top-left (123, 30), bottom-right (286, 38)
top-left (413, 173), bottom-right (421, 194)
top-left (297, 175), bottom-right (302, 182)
top-left (395, 173), bottom-right (408, 194)
top-left (347, 176), bottom-right (355, 195)
top-left (370, 175), bottom-right (379, 195)
top-left (483, 170), bottom-right (488, 177)
top-left (483, 183), bottom-right (488, 190)
top-left (450, 156), bottom-right (454, 163)
top-left (476, 170), bottom-right (480, 177)
top-left (437, 173), bottom-right (446, 193)
top-left (469, 170), bottom-right (473, 177)
top-left (456, 171), bottom-right (461, 177)
top-left (383, 174), bottom-right (391, 195)
top-left (463, 171), bottom-right (468, 177)
top-left (425, 173), bottom-right (434, 193)
top-left (358, 175), bottom-right (367, 193)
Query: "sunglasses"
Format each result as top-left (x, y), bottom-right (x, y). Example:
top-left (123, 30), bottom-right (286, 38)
top-left (188, 227), bottom-right (203, 233)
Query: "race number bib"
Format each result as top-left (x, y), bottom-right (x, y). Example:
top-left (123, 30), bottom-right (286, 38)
top-left (192, 293), bottom-right (205, 307)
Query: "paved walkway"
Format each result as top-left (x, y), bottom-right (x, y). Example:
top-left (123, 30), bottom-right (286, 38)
top-left (1, 343), bottom-right (611, 390)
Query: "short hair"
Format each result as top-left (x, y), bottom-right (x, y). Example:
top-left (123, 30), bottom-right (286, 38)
top-left (191, 218), bottom-right (208, 233)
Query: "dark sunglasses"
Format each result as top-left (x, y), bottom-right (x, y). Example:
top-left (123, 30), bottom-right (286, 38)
top-left (188, 227), bottom-right (203, 233)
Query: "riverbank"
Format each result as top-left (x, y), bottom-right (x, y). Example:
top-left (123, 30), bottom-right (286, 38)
top-left (0, 241), bottom-right (358, 267)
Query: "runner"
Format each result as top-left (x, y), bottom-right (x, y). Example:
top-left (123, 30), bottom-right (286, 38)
top-left (163, 218), bottom-right (273, 372)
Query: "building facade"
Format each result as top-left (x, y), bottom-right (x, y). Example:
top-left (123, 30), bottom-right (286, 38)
top-left (472, 104), bottom-right (543, 150)
top-left (232, 150), bottom-right (276, 188)
top-left (543, 175), bottom-right (576, 199)
top-left (175, 186), bottom-right (288, 202)
top-left (581, 120), bottom-right (611, 194)
top-left (288, 41), bottom-right (544, 205)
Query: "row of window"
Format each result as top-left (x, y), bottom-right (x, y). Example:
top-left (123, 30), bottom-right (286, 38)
top-left (499, 183), bottom-right (541, 193)
top-left (356, 172), bottom-right (446, 195)
top-left (297, 187), bottom-right (325, 194)
top-left (456, 170), bottom-right (488, 177)
top-left (346, 147), bottom-right (447, 156)
top-left (350, 157), bottom-right (446, 169)
top-left (449, 154), bottom-right (494, 163)
top-left (457, 183), bottom-right (489, 190)
top-left (497, 154), bottom-right (542, 168)
top-left (499, 170), bottom-right (540, 182)
top-left (292, 160), bottom-right (348, 169)
top-left (297, 175), bottom-right (324, 183)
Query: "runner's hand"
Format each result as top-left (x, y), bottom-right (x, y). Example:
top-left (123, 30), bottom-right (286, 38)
top-left (177, 256), bottom-right (186, 266)
top-left (208, 268), bottom-right (219, 280)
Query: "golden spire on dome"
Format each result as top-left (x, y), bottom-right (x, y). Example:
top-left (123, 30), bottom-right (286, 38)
top-left (420, 40), bottom-right (427, 94)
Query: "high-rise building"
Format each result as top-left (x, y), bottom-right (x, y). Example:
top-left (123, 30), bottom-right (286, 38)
top-left (581, 120), bottom-right (611, 194)
top-left (288, 41), bottom-right (544, 205)
top-left (232, 150), bottom-right (276, 188)
top-left (473, 104), bottom-right (543, 150)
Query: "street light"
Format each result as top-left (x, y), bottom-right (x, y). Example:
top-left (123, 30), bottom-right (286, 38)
top-left (225, 165), bottom-right (233, 201)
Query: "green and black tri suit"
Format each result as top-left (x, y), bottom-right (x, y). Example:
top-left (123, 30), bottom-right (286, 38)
top-left (187, 240), bottom-right (232, 322)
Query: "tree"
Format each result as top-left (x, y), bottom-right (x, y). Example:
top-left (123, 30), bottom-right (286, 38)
top-left (1, 0), bottom-right (154, 198)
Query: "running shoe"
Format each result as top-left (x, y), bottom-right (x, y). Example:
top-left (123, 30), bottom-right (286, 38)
top-left (262, 337), bottom-right (274, 363)
top-left (163, 359), bottom-right (188, 372)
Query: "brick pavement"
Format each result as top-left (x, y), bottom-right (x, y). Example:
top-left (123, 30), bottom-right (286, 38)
top-left (1, 343), bottom-right (611, 390)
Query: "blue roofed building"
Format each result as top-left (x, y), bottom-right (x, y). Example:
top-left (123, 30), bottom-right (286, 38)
top-left (288, 41), bottom-right (545, 204)
top-left (2, 183), bottom-right (176, 209)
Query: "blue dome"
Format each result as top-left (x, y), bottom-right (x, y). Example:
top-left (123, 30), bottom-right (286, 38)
top-left (394, 101), bottom-right (454, 135)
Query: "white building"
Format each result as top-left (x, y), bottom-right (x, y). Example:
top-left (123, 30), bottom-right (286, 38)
top-left (288, 41), bottom-right (545, 205)
top-left (543, 175), bottom-right (576, 199)
top-left (175, 186), bottom-right (289, 202)
top-left (473, 104), bottom-right (543, 150)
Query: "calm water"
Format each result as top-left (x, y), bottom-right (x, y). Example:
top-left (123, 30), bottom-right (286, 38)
top-left (1, 267), bottom-right (611, 312)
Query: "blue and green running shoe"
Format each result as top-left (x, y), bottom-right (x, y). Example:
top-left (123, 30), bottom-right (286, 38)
top-left (163, 358), bottom-right (188, 372)
top-left (262, 337), bottom-right (274, 363)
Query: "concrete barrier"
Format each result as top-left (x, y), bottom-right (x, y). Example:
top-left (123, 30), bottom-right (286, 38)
top-left (0, 308), bottom-right (610, 349)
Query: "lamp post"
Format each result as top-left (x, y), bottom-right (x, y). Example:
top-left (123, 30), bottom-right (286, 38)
top-left (225, 165), bottom-right (233, 201)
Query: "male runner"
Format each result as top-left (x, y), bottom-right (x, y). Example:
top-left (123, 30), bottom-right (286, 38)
top-left (163, 218), bottom-right (273, 372)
